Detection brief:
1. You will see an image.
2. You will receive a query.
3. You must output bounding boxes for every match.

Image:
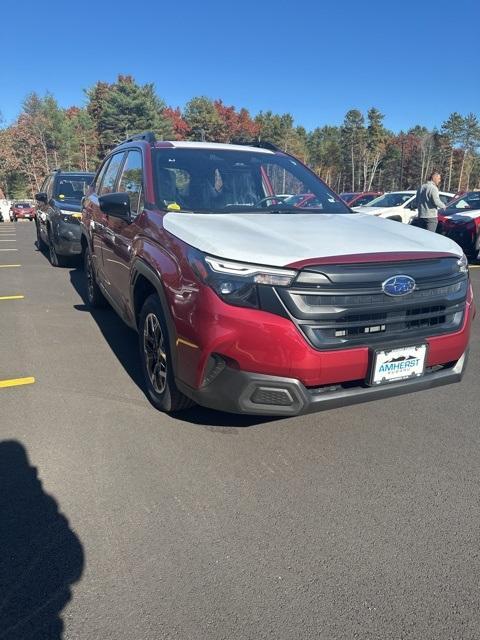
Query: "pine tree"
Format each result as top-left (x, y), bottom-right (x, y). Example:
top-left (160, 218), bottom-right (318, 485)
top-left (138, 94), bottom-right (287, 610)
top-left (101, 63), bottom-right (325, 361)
top-left (86, 75), bottom-right (172, 152)
top-left (441, 112), bottom-right (463, 191)
top-left (341, 110), bottom-right (365, 191)
top-left (184, 97), bottom-right (223, 141)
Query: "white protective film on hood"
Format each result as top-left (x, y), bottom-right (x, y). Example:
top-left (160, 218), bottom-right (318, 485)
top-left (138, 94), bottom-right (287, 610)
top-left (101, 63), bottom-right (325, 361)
top-left (163, 212), bottom-right (462, 267)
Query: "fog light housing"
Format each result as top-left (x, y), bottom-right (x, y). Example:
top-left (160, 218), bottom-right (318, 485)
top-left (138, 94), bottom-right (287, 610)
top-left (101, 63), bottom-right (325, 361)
top-left (251, 387), bottom-right (293, 406)
top-left (202, 354), bottom-right (226, 387)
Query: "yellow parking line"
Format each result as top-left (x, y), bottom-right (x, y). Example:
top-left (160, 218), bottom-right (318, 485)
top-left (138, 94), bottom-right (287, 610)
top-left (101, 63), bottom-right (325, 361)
top-left (0, 264), bottom-right (21, 268)
top-left (0, 376), bottom-right (35, 389)
top-left (0, 295), bottom-right (24, 300)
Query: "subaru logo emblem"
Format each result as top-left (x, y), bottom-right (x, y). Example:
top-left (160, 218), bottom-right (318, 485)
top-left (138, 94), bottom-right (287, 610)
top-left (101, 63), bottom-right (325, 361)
top-left (382, 275), bottom-right (416, 296)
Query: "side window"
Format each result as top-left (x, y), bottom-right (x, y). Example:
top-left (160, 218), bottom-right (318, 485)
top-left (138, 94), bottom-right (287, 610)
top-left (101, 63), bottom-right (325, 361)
top-left (407, 197), bottom-right (417, 209)
top-left (464, 194), bottom-right (480, 209)
top-left (99, 153), bottom-right (126, 196)
top-left (118, 150), bottom-right (144, 216)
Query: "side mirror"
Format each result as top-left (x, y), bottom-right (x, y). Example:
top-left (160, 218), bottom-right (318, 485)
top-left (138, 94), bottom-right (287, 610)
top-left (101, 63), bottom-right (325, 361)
top-left (35, 192), bottom-right (48, 203)
top-left (99, 192), bottom-right (131, 221)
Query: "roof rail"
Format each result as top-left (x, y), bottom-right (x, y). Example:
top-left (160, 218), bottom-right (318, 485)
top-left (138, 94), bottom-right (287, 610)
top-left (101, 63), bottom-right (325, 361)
top-left (121, 131), bottom-right (157, 145)
top-left (229, 138), bottom-right (284, 152)
top-left (255, 140), bottom-right (283, 152)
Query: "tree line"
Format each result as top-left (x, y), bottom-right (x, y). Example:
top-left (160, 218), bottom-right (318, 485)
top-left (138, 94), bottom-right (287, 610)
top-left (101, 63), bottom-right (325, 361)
top-left (1, 74), bottom-right (479, 199)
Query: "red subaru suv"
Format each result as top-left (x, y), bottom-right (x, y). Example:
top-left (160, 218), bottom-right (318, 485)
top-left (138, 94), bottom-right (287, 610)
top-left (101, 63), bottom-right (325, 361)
top-left (10, 201), bottom-right (36, 221)
top-left (81, 133), bottom-right (474, 416)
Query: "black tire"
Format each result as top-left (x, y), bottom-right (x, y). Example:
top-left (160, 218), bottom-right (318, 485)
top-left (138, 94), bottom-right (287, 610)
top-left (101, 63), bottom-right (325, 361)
top-left (47, 228), bottom-right (68, 267)
top-left (139, 294), bottom-right (194, 413)
top-left (36, 223), bottom-right (47, 251)
top-left (84, 246), bottom-right (107, 308)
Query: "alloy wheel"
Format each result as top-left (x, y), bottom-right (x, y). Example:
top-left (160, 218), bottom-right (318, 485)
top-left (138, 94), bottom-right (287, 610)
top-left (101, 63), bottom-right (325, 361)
top-left (143, 312), bottom-right (168, 394)
top-left (48, 234), bottom-right (58, 266)
top-left (85, 252), bottom-right (95, 302)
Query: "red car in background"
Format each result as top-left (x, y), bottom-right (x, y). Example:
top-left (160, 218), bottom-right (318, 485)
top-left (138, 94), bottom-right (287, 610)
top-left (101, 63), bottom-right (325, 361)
top-left (10, 202), bottom-right (36, 221)
top-left (340, 191), bottom-right (383, 207)
top-left (437, 191), bottom-right (480, 259)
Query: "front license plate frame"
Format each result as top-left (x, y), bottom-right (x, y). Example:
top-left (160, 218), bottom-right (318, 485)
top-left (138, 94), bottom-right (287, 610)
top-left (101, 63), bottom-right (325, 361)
top-left (369, 344), bottom-right (427, 386)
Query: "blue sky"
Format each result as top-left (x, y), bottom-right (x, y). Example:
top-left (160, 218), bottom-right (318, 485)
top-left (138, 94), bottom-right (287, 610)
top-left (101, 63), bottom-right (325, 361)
top-left (1, 0), bottom-right (478, 133)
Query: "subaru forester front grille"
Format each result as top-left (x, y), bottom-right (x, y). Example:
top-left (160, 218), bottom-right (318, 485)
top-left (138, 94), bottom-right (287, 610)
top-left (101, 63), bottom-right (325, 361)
top-left (275, 258), bottom-right (468, 349)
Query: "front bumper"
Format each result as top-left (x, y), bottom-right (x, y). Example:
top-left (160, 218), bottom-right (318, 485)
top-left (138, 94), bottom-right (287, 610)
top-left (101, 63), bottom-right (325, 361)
top-left (177, 350), bottom-right (469, 416)
top-left (55, 222), bottom-right (82, 255)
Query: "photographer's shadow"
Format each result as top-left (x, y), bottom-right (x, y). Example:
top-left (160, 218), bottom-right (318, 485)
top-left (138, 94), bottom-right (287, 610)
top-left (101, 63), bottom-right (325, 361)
top-left (0, 441), bottom-right (84, 639)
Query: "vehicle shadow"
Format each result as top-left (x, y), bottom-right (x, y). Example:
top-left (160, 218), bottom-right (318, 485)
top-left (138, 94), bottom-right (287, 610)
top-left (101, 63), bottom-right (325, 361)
top-left (0, 440), bottom-right (84, 640)
top-left (68, 267), bottom-right (146, 393)
top-left (68, 266), bottom-right (276, 429)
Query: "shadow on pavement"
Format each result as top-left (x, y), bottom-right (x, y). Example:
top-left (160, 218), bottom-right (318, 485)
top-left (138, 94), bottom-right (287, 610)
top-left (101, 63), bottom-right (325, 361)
top-left (177, 405), bottom-right (276, 429)
top-left (69, 267), bottom-right (146, 393)
top-left (0, 441), bottom-right (84, 640)
top-left (68, 266), bottom-right (276, 429)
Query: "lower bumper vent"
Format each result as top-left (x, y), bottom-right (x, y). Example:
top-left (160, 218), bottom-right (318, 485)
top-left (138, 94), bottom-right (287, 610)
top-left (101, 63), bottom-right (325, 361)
top-left (251, 387), bottom-right (294, 406)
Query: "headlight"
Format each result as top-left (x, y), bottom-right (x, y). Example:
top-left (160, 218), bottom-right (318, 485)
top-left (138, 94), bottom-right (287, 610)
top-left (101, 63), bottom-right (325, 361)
top-left (60, 209), bottom-right (82, 223)
top-left (457, 254), bottom-right (469, 273)
top-left (189, 249), bottom-right (296, 309)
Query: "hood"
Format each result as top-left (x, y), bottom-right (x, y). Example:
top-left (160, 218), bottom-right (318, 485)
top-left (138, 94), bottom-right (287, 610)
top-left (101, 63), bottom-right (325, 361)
top-left (444, 209), bottom-right (480, 221)
top-left (53, 199), bottom-right (81, 213)
top-left (352, 205), bottom-right (402, 216)
top-left (163, 212), bottom-right (463, 266)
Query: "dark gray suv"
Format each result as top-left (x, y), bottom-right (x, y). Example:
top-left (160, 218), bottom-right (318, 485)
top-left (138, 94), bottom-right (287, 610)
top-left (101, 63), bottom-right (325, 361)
top-left (35, 171), bottom-right (94, 266)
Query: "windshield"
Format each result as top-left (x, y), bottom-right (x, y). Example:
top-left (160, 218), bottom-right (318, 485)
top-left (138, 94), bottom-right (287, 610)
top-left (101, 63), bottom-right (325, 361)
top-left (365, 192), bottom-right (413, 208)
top-left (54, 175), bottom-right (94, 202)
top-left (154, 148), bottom-right (350, 214)
top-left (353, 193), bottom-right (379, 206)
top-left (15, 203), bottom-right (31, 208)
top-left (340, 192), bottom-right (357, 203)
top-left (445, 192), bottom-right (480, 215)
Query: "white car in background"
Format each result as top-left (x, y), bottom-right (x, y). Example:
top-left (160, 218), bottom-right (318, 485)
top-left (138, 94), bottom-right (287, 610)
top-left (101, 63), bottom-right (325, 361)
top-left (353, 190), bottom-right (454, 224)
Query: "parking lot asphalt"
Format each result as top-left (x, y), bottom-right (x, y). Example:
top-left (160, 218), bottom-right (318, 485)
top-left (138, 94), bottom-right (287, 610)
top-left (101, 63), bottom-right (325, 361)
top-left (1, 221), bottom-right (479, 640)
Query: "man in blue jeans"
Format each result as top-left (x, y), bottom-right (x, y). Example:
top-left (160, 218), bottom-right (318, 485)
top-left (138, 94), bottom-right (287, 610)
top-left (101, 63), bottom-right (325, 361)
top-left (415, 171), bottom-right (445, 232)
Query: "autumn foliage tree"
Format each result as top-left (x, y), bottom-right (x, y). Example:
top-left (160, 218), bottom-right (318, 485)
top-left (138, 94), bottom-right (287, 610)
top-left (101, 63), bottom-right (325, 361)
top-left (1, 78), bottom-right (479, 198)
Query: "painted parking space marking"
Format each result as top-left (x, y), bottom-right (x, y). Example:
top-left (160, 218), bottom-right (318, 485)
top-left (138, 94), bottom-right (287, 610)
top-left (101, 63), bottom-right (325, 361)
top-left (0, 249), bottom-right (18, 252)
top-left (0, 376), bottom-right (35, 389)
top-left (0, 265), bottom-right (21, 268)
top-left (0, 295), bottom-right (24, 301)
